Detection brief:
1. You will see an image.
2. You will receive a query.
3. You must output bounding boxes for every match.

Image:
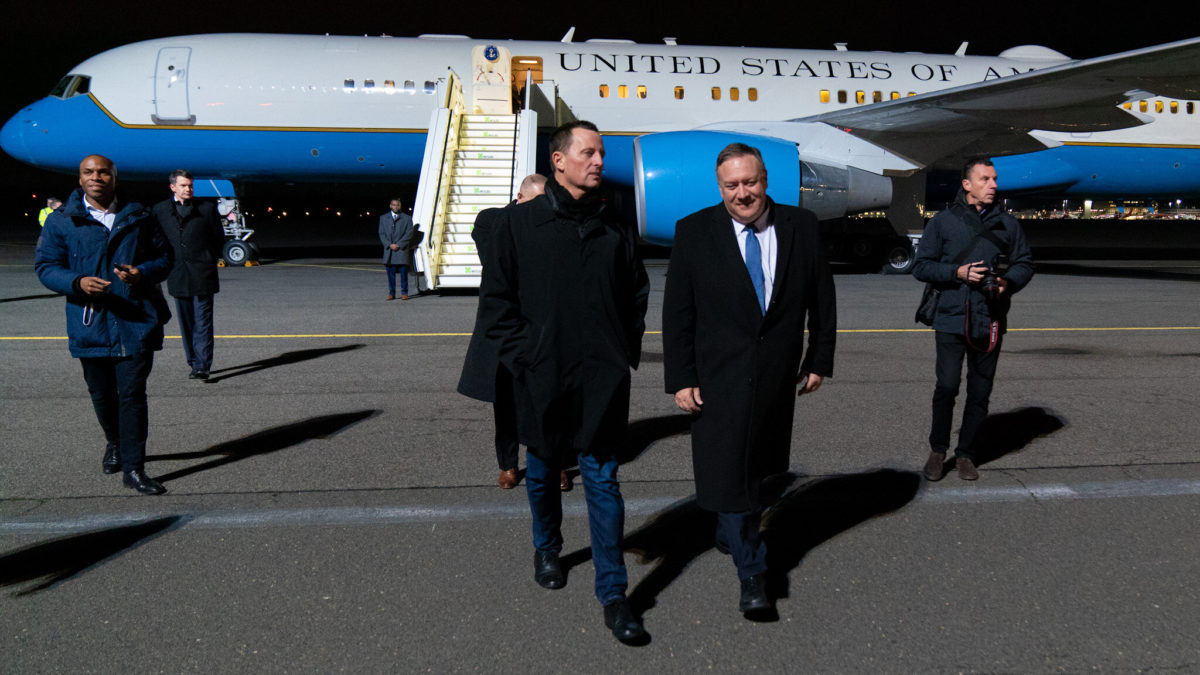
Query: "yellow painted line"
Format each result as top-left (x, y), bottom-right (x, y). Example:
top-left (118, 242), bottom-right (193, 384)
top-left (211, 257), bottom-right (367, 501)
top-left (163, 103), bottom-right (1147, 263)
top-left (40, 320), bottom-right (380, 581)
top-left (273, 262), bottom-right (381, 273)
top-left (4, 326), bottom-right (1200, 341)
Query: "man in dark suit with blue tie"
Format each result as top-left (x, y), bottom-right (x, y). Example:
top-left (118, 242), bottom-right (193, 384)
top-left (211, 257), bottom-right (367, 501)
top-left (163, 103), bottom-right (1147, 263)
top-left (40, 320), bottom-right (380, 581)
top-left (663, 142), bottom-right (837, 616)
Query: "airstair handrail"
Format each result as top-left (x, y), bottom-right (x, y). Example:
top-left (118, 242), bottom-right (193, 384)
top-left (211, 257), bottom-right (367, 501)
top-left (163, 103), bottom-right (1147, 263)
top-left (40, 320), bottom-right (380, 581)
top-left (424, 69), bottom-right (466, 290)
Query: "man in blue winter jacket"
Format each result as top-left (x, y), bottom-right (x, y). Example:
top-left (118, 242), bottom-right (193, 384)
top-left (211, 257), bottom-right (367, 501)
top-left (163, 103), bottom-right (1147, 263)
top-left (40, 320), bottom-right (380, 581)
top-left (35, 155), bottom-right (173, 495)
top-left (912, 158), bottom-right (1034, 482)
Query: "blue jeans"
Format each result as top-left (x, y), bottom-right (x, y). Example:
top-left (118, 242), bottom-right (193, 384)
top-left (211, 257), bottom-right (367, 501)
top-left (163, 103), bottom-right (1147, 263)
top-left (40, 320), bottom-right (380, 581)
top-left (385, 264), bottom-right (408, 296)
top-left (526, 449), bottom-right (627, 605)
top-left (80, 351), bottom-right (155, 472)
top-left (175, 295), bottom-right (215, 372)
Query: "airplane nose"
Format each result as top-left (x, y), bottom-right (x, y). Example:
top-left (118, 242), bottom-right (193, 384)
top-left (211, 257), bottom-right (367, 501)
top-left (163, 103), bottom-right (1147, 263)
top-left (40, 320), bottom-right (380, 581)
top-left (0, 109), bottom-right (33, 164)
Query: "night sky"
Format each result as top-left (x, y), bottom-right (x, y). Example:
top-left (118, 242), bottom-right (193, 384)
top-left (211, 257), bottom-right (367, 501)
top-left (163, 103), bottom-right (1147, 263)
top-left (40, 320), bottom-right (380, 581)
top-left (0, 0), bottom-right (1190, 221)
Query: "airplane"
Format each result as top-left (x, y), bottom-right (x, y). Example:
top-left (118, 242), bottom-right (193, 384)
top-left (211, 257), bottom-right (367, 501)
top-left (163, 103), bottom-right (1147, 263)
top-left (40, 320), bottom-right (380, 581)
top-left (3, 31), bottom-right (1199, 278)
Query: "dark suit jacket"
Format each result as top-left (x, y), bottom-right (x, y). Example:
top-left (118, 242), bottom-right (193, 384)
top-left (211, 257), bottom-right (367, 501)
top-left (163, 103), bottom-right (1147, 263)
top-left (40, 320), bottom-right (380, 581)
top-left (152, 198), bottom-right (224, 297)
top-left (662, 201), bottom-right (836, 512)
top-left (457, 204), bottom-right (511, 402)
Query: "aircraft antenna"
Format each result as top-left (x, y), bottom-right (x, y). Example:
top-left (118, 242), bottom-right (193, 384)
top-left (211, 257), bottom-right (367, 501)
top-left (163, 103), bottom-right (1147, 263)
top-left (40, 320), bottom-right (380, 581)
top-left (834, 43), bottom-right (848, 51)
top-left (664, 37), bottom-right (678, 45)
top-left (561, 27), bottom-right (576, 43)
top-left (956, 42), bottom-right (969, 56)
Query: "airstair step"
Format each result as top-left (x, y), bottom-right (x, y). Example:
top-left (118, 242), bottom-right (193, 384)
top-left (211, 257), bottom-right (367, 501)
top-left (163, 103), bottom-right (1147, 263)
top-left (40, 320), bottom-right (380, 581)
top-left (453, 168), bottom-right (516, 179)
top-left (449, 194), bottom-right (514, 205)
top-left (460, 128), bottom-right (516, 140)
top-left (463, 114), bottom-right (517, 123)
top-left (433, 275), bottom-right (483, 289)
top-left (438, 264), bottom-right (484, 276)
top-left (457, 159), bottom-right (516, 169)
top-left (450, 184), bottom-right (514, 195)
top-left (455, 150), bottom-right (515, 161)
top-left (441, 253), bottom-right (482, 265)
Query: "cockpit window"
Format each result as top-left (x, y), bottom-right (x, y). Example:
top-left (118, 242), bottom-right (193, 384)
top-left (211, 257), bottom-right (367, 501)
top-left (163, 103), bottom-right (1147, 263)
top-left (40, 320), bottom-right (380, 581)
top-left (71, 76), bottom-right (90, 96)
top-left (50, 75), bottom-right (74, 98)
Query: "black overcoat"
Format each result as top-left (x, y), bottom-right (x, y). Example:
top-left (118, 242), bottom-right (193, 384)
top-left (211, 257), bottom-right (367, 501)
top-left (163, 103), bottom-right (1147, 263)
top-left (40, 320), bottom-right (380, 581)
top-left (457, 204), bottom-right (511, 401)
top-left (662, 202), bottom-right (837, 512)
top-left (152, 198), bottom-right (224, 297)
top-left (477, 188), bottom-right (649, 456)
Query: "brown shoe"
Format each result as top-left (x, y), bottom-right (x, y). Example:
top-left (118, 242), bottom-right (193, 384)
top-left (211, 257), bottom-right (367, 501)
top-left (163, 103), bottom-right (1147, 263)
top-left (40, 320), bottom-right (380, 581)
top-left (956, 457), bottom-right (979, 481)
top-left (401, 294), bottom-right (409, 300)
top-left (498, 468), bottom-right (519, 489)
top-left (386, 295), bottom-right (395, 301)
top-left (559, 471), bottom-right (570, 491)
top-left (923, 452), bottom-right (947, 481)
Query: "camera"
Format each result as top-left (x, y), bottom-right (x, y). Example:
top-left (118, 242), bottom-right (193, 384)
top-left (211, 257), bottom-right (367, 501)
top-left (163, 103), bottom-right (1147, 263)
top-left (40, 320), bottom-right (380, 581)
top-left (979, 254), bottom-right (1010, 302)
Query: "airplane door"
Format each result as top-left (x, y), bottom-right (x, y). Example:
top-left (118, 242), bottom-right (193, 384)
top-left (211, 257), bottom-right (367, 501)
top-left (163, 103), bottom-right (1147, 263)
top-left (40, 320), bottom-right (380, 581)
top-left (154, 47), bottom-right (195, 124)
top-left (471, 44), bottom-right (512, 114)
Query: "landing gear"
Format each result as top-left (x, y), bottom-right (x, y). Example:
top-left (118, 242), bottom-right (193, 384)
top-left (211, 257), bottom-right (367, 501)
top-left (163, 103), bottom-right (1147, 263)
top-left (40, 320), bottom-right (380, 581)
top-left (217, 197), bottom-right (258, 265)
top-left (880, 238), bottom-right (915, 275)
top-left (222, 240), bottom-right (251, 265)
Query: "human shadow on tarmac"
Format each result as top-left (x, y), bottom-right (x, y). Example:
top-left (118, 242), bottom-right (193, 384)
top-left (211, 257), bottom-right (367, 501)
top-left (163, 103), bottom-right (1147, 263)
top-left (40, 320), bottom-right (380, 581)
top-left (0, 292), bottom-right (61, 304)
top-left (203, 344), bottom-right (365, 383)
top-left (147, 410), bottom-right (378, 483)
top-left (560, 414), bottom-right (692, 489)
top-left (930, 406), bottom-right (1066, 476)
top-left (0, 516), bottom-right (183, 596)
top-left (618, 469), bottom-right (921, 621)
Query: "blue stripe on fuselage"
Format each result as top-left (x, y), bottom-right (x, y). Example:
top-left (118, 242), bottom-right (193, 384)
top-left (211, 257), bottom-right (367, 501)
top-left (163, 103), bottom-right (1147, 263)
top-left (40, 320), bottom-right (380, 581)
top-left (993, 144), bottom-right (1200, 198)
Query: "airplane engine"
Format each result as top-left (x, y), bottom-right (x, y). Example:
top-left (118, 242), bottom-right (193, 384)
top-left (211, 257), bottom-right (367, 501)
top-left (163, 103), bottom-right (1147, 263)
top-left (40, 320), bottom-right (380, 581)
top-left (632, 130), bottom-right (892, 245)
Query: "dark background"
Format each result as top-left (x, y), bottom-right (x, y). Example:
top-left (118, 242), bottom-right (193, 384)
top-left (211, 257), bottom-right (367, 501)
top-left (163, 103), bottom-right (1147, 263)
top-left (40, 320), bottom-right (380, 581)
top-left (1, 1), bottom-right (1190, 237)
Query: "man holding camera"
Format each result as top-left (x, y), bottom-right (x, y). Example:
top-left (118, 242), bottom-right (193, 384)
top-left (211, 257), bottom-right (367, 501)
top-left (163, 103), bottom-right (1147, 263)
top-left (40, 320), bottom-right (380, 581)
top-left (913, 158), bottom-right (1034, 481)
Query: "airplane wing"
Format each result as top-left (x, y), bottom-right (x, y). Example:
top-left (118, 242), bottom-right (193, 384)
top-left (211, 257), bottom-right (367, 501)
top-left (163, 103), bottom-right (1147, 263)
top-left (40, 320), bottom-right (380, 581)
top-left (717, 37), bottom-right (1200, 169)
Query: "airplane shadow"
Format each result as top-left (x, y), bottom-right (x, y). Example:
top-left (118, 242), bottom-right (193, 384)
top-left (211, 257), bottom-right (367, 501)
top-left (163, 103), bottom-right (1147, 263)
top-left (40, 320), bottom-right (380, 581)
top-left (620, 469), bottom-right (921, 618)
top-left (0, 292), bottom-right (61, 304)
top-left (0, 516), bottom-right (183, 596)
top-left (147, 409), bottom-right (378, 483)
top-left (933, 406), bottom-right (1066, 475)
top-left (204, 344), bottom-right (365, 383)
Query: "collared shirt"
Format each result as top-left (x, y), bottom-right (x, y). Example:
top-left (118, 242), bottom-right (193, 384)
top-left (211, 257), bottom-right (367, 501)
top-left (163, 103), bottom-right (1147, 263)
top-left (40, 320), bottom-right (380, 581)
top-left (731, 209), bottom-right (776, 307)
top-left (84, 197), bottom-right (119, 231)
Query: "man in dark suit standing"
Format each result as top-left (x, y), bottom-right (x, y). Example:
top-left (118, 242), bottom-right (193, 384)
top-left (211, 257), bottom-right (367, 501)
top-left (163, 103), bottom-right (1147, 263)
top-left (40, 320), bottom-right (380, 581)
top-left (663, 143), bottom-right (837, 616)
top-left (477, 121), bottom-right (650, 643)
top-left (458, 174), bottom-right (570, 491)
top-left (153, 170), bottom-right (225, 380)
top-left (379, 198), bottom-right (415, 300)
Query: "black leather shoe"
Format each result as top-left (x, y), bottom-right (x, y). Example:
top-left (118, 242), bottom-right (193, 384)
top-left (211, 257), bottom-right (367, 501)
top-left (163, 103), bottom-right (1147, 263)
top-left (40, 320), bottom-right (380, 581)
top-left (533, 550), bottom-right (564, 589)
top-left (739, 574), bottom-right (770, 613)
top-left (603, 597), bottom-right (647, 644)
top-left (102, 443), bottom-right (120, 474)
top-left (123, 469), bottom-right (167, 495)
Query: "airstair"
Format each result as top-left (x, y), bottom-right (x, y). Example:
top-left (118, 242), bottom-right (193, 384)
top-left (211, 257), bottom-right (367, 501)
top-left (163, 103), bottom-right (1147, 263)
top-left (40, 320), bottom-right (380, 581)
top-left (413, 68), bottom-right (538, 290)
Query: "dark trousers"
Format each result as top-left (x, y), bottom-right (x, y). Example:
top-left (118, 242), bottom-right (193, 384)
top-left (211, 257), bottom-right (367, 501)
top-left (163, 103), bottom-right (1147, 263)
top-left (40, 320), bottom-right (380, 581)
top-left (493, 367), bottom-right (519, 471)
top-left (80, 351), bottom-right (155, 472)
top-left (526, 448), bottom-right (628, 605)
top-left (384, 264), bottom-right (408, 296)
top-left (930, 330), bottom-right (1002, 459)
top-left (175, 295), bottom-right (215, 372)
top-left (715, 510), bottom-right (768, 580)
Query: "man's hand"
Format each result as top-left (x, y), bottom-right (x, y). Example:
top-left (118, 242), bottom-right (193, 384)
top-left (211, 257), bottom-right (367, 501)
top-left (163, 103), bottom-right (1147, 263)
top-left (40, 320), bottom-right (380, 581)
top-left (79, 276), bottom-right (111, 296)
top-left (957, 260), bottom-right (986, 284)
top-left (996, 277), bottom-right (1009, 295)
top-left (114, 265), bottom-right (142, 285)
top-left (674, 387), bottom-right (703, 413)
top-left (390, 243), bottom-right (400, 251)
top-left (797, 373), bottom-right (824, 397)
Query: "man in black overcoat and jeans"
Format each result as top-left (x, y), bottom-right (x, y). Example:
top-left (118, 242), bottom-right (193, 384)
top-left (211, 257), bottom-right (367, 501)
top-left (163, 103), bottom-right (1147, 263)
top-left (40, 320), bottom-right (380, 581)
top-left (912, 158), bottom-right (1034, 481)
top-left (152, 169), bottom-right (225, 380)
top-left (476, 121), bottom-right (650, 643)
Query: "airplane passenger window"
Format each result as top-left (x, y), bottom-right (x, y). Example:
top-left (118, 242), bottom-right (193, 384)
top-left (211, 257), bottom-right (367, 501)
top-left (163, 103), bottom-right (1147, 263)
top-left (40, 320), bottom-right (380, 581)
top-left (907, 92), bottom-right (916, 97)
top-left (424, 81), bottom-right (436, 94)
top-left (618, 85), bottom-right (629, 99)
top-left (891, 92), bottom-right (900, 100)
top-left (1139, 101), bottom-right (1148, 112)
top-left (50, 75), bottom-right (74, 98)
top-left (344, 79), bottom-right (355, 91)
top-left (820, 90), bottom-right (830, 104)
top-left (1155, 100), bottom-right (1163, 113)
top-left (404, 80), bottom-right (415, 93)
top-left (711, 87), bottom-right (721, 100)
top-left (364, 80), bottom-right (375, 88)
top-left (637, 85), bottom-right (647, 99)
top-left (837, 90), bottom-right (847, 104)
top-left (855, 91), bottom-right (865, 104)
top-left (674, 86), bottom-right (684, 100)
top-left (1123, 102), bottom-right (1132, 110)
top-left (1189, 102), bottom-right (1195, 114)
top-left (872, 91), bottom-right (882, 103)
top-left (730, 87), bottom-right (739, 101)
top-left (748, 88), bottom-right (757, 102)
top-left (1171, 101), bottom-right (1179, 114)
top-left (384, 80), bottom-right (396, 89)
top-left (599, 84), bottom-right (610, 98)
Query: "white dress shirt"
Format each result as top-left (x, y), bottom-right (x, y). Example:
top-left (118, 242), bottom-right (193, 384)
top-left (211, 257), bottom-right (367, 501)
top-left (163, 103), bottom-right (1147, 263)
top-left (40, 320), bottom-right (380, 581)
top-left (84, 197), bottom-right (118, 231)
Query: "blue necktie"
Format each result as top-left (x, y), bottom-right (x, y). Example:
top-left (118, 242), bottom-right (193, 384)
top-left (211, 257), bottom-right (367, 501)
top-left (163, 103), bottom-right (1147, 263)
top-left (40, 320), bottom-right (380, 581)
top-left (744, 225), bottom-right (765, 314)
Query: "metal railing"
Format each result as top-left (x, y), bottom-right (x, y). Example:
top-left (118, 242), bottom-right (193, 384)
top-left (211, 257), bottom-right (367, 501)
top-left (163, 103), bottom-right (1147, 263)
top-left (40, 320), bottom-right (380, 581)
top-left (423, 69), bottom-right (466, 290)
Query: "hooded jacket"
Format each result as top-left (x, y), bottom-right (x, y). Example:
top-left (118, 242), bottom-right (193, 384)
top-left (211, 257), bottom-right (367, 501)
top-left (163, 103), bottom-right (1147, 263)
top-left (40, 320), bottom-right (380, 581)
top-left (35, 188), bottom-right (172, 358)
top-left (912, 190), bottom-right (1034, 337)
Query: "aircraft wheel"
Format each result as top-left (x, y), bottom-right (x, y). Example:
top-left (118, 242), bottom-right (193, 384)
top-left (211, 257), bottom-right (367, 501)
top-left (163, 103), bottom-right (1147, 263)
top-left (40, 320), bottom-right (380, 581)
top-left (880, 239), bottom-right (915, 275)
top-left (223, 240), bottom-right (250, 265)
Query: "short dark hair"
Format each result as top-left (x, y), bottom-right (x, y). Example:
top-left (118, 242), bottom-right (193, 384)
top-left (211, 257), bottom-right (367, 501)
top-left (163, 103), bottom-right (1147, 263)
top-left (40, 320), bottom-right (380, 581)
top-left (168, 169), bottom-right (194, 184)
top-left (961, 158), bottom-right (994, 180)
top-left (716, 143), bottom-right (765, 173)
top-left (549, 120), bottom-right (599, 155)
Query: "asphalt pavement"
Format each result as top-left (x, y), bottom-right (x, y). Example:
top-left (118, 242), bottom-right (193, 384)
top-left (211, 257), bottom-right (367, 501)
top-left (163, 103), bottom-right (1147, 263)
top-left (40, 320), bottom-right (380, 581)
top-left (2, 238), bottom-right (1199, 672)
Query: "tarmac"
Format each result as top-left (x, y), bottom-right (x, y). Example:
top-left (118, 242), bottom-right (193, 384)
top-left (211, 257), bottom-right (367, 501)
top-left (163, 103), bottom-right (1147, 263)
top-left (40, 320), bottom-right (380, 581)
top-left (2, 229), bottom-right (1199, 672)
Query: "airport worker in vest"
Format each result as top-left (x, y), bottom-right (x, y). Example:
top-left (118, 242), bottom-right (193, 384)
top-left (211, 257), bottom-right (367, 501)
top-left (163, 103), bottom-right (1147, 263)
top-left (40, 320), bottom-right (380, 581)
top-left (38, 196), bottom-right (62, 227)
top-left (457, 173), bottom-right (571, 492)
top-left (152, 169), bottom-right (225, 380)
top-left (34, 155), bottom-right (173, 495)
top-left (476, 121), bottom-right (651, 644)
top-left (913, 158), bottom-right (1034, 482)
top-left (662, 142), bottom-right (837, 617)
top-left (380, 198), bottom-right (415, 300)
